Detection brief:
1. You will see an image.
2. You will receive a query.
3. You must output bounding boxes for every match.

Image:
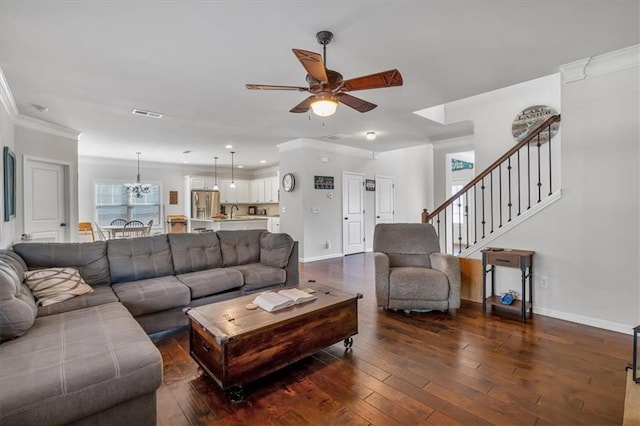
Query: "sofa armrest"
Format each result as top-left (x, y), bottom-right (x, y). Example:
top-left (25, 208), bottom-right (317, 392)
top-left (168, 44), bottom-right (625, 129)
top-left (429, 252), bottom-right (461, 309)
top-left (374, 252), bottom-right (390, 308)
top-left (284, 241), bottom-right (299, 286)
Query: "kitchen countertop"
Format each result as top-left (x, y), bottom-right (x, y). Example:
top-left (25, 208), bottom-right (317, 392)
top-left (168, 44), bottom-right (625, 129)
top-left (190, 217), bottom-right (268, 222)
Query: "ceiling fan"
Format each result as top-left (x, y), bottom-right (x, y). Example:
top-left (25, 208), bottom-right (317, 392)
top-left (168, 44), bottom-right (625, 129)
top-left (245, 31), bottom-right (403, 117)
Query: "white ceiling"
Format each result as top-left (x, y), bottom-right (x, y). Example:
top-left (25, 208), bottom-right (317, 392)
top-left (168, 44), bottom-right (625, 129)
top-left (1, 1), bottom-right (638, 169)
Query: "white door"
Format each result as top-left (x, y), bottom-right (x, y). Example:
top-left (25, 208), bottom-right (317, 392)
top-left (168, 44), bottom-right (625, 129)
top-left (24, 158), bottom-right (68, 242)
top-left (375, 175), bottom-right (395, 224)
top-left (342, 172), bottom-right (365, 255)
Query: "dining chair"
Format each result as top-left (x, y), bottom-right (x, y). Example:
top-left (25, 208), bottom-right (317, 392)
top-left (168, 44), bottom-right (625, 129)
top-left (109, 218), bottom-right (128, 238)
top-left (144, 219), bottom-right (154, 236)
top-left (122, 220), bottom-right (146, 238)
top-left (94, 222), bottom-right (107, 241)
top-left (78, 222), bottom-right (95, 241)
top-left (110, 218), bottom-right (127, 226)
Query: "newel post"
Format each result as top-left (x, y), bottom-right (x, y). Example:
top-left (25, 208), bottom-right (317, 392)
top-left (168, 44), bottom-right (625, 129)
top-left (421, 209), bottom-right (429, 223)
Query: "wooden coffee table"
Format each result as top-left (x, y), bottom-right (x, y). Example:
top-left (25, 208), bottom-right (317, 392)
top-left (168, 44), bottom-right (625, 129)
top-left (186, 285), bottom-right (361, 401)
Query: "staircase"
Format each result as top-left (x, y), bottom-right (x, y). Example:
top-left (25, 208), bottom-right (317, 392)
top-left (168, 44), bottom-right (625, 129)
top-left (422, 114), bottom-right (562, 256)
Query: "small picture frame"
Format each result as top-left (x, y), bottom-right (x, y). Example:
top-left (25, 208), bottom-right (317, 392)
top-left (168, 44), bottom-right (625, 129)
top-left (365, 179), bottom-right (376, 191)
top-left (3, 146), bottom-right (16, 222)
top-left (314, 175), bottom-right (334, 190)
top-left (169, 190), bottom-right (178, 205)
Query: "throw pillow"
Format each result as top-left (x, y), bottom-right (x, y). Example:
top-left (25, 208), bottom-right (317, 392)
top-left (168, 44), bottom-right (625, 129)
top-left (24, 267), bottom-right (94, 306)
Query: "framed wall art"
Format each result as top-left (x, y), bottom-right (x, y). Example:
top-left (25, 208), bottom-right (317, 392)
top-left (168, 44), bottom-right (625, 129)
top-left (3, 146), bottom-right (16, 222)
top-left (314, 175), bottom-right (334, 190)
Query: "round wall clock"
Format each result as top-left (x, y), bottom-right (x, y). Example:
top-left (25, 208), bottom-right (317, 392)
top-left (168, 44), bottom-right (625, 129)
top-left (282, 173), bottom-right (295, 192)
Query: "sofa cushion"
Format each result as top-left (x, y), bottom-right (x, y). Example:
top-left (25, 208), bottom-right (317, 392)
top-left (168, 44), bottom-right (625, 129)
top-left (112, 276), bottom-right (190, 317)
top-left (389, 267), bottom-right (450, 301)
top-left (260, 232), bottom-right (294, 268)
top-left (0, 302), bottom-right (162, 425)
top-left (108, 235), bottom-right (174, 284)
top-left (13, 241), bottom-right (111, 286)
top-left (36, 285), bottom-right (119, 317)
top-left (230, 263), bottom-right (286, 292)
top-left (0, 250), bottom-right (37, 343)
top-left (24, 267), bottom-right (94, 307)
top-left (168, 232), bottom-right (222, 274)
top-left (176, 268), bottom-right (243, 299)
top-left (218, 230), bottom-right (264, 267)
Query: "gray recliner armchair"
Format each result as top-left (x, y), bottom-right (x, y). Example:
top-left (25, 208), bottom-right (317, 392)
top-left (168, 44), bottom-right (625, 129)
top-left (373, 223), bottom-right (461, 312)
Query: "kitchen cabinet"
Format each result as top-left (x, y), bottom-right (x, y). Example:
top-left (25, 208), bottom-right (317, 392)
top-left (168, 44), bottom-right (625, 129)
top-left (267, 217), bottom-right (280, 233)
top-left (190, 177), bottom-right (218, 190)
top-left (269, 176), bottom-right (279, 202)
top-left (248, 176), bottom-right (279, 203)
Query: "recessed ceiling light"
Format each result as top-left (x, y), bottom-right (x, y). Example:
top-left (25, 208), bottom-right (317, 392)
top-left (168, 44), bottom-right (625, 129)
top-left (260, 160), bottom-right (266, 164)
top-left (238, 165), bottom-right (244, 168)
top-left (225, 144), bottom-right (233, 149)
top-left (366, 131), bottom-right (376, 141)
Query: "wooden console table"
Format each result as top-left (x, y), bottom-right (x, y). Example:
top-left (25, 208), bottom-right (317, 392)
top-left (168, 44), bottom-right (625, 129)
top-left (481, 248), bottom-right (534, 322)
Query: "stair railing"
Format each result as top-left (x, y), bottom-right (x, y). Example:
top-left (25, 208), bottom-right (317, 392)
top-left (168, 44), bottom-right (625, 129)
top-left (422, 114), bottom-right (561, 255)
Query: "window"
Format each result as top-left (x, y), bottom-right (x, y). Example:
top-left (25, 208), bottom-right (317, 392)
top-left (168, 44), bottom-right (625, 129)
top-left (95, 182), bottom-right (161, 227)
top-left (451, 184), bottom-right (466, 224)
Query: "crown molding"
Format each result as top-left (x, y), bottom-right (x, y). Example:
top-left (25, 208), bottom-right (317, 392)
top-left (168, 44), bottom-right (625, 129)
top-left (560, 44), bottom-right (639, 83)
top-left (13, 114), bottom-right (81, 140)
top-left (1, 66), bottom-right (81, 140)
top-left (0, 67), bottom-right (19, 118)
top-left (278, 138), bottom-right (373, 159)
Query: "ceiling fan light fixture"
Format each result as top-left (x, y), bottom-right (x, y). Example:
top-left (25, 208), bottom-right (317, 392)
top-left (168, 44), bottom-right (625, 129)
top-left (311, 99), bottom-right (338, 117)
top-left (311, 96), bottom-right (338, 117)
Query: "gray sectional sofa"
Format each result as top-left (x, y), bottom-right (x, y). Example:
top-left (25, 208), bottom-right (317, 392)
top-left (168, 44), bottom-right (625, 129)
top-left (0, 230), bottom-right (298, 425)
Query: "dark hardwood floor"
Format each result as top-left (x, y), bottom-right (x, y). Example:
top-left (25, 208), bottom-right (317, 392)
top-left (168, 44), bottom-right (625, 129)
top-left (154, 253), bottom-right (631, 425)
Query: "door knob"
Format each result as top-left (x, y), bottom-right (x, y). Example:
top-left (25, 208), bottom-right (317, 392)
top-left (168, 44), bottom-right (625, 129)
top-left (60, 223), bottom-right (67, 227)
top-left (344, 217), bottom-right (348, 220)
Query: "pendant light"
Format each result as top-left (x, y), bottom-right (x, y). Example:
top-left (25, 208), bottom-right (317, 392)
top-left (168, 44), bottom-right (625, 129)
top-left (213, 156), bottom-right (219, 191)
top-left (124, 152), bottom-right (151, 198)
top-left (229, 151), bottom-right (236, 189)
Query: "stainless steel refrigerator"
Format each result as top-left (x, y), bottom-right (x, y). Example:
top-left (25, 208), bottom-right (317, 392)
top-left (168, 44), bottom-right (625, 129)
top-left (191, 190), bottom-right (220, 219)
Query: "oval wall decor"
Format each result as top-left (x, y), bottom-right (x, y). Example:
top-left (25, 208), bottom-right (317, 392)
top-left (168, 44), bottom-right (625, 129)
top-left (512, 105), bottom-right (559, 144)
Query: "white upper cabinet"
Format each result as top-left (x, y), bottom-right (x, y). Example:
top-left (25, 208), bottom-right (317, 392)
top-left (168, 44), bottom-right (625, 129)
top-left (190, 176), bottom-right (217, 190)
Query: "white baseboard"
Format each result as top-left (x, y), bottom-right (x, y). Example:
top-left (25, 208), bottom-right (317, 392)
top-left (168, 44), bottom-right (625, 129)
top-left (534, 306), bottom-right (634, 335)
top-left (300, 253), bottom-right (344, 263)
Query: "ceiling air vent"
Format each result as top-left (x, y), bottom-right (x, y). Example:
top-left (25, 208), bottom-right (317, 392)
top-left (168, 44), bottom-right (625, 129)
top-left (323, 133), bottom-right (352, 141)
top-left (132, 109), bottom-right (164, 119)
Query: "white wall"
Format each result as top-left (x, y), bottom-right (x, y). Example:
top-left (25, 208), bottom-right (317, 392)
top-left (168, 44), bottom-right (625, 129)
top-left (0, 87), bottom-right (16, 248)
top-left (278, 139), bottom-right (434, 261)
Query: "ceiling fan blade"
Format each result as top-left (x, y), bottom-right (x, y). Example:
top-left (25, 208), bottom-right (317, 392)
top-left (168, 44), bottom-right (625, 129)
top-left (289, 95), bottom-right (315, 113)
top-left (246, 84), bottom-right (309, 91)
top-left (292, 49), bottom-right (329, 83)
top-left (342, 69), bottom-right (403, 92)
top-left (336, 93), bottom-right (377, 113)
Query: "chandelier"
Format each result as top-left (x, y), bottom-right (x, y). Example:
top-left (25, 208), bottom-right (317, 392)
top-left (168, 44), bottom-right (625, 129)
top-left (124, 152), bottom-right (151, 198)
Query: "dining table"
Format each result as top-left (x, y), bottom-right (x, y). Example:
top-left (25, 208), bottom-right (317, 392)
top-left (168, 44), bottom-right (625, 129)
top-left (101, 225), bottom-right (147, 239)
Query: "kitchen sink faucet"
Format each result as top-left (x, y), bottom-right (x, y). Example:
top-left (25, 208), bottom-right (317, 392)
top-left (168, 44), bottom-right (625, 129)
top-left (230, 204), bottom-right (239, 219)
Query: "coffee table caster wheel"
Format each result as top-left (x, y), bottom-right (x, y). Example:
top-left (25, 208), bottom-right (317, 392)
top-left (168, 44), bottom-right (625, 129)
top-left (344, 337), bottom-right (353, 349)
top-left (227, 385), bottom-right (245, 403)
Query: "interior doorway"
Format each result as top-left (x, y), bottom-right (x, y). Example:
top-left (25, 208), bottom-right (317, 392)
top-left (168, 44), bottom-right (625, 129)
top-left (23, 157), bottom-right (71, 242)
top-left (445, 151), bottom-right (475, 254)
top-left (342, 172), bottom-right (365, 255)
